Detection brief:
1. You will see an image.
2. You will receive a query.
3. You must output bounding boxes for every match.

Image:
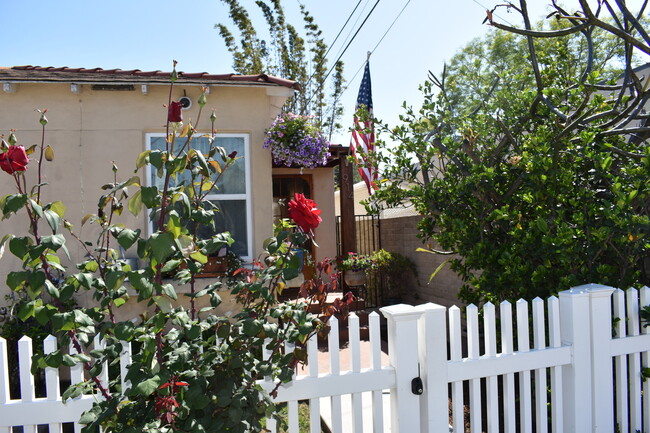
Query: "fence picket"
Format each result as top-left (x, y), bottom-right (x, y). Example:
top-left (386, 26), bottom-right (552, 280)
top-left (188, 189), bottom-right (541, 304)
top-left (43, 335), bottom-right (62, 433)
top-left (119, 340), bottom-right (132, 394)
top-left (328, 316), bottom-right (343, 433)
top-left (532, 297), bottom-right (548, 433)
top-left (18, 336), bottom-right (37, 433)
top-left (483, 302), bottom-right (499, 433)
top-left (449, 306), bottom-right (464, 433)
top-left (640, 286), bottom-right (650, 433)
top-left (369, 312), bottom-right (384, 433)
top-left (288, 400), bottom-right (299, 433)
top-left (613, 288), bottom-right (628, 433)
top-left (349, 313), bottom-right (363, 433)
top-left (307, 334), bottom-right (320, 433)
top-left (0, 337), bottom-right (9, 433)
top-left (263, 336), bottom-right (277, 433)
top-left (547, 296), bottom-right (563, 433)
top-left (626, 288), bottom-right (642, 432)
top-left (466, 304), bottom-right (482, 433)
top-left (516, 299), bottom-right (533, 433)
top-left (500, 301), bottom-right (516, 433)
top-left (93, 335), bottom-right (109, 394)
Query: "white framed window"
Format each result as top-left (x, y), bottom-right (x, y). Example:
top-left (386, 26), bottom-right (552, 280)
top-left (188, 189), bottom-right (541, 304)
top-left (145, 133), bottom-right (252, 260)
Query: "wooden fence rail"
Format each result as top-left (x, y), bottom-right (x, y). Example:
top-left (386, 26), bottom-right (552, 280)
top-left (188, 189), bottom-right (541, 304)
top-left (2, 284), bottom-right (650, 432)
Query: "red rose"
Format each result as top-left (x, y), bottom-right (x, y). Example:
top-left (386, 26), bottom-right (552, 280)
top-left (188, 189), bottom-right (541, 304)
top-left (288, 193), bottom-right (322, 234)
top-left (0, 145), bottom-right (29, 174)
top-left (168, 101), bottom-right (183, 123)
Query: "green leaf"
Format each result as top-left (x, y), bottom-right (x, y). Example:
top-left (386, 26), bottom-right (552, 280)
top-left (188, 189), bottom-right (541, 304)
top-left (132, 375), bottom-right (161, 397)
top-left (154, 296), bottom-right (173, 313)
top-left (148, 232), bottom-right (176, 263)
top-left (49, 201), bottom-right (67, 218)
top-left (9, 236), bottom-right (31, 259)
top-left (7, 271), bottom-right (29, 291)
top-left (40, 234), bottom-right (66, 251)
top-left (29, 199), bottom-right (43, 219)
top-left (52, 312), bottom-right (75, 331)
top-left (141, 186), bottom-right (160, 208)
top-left (73, 310), bottom-right (94, 327)
top-left (161, 284), bottom-right (178, 301)
top-left (136, 150), bottom-right (152, 170)
top-left (115, 228), bottom-right (141, 250)
top-left (105, 270), bottom-right (126, 292)
top-left (114, 321), bottom-right (136, 341)
top-left (2, 194), bottom-right (27, 216)
top-left (242, 319), bottom-right (262, 337)
top-left (190, 251), bottom-right (208, 264)
top-left (128, 189), bottom-right (143, 216)
top-left (536, 219), bottom-right (549, 234)
top-left (166, 213), bottom-right (182, 239)
top-left (149, 150), bottom-right (165, 169)
top-left (129, 271), bottom-right (154, 300)
top-left (43, 209), bottom-right (61, 233)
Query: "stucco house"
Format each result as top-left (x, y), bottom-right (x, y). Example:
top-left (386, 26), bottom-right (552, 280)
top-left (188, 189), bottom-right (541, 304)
top-left (0, 65), bottom-right (338, 316)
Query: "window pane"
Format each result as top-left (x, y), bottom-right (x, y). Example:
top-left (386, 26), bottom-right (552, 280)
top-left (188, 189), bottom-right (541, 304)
top-left (189, 200), bottom-right (248, 257)
top-left (149, 135), bottom-right (246, 194)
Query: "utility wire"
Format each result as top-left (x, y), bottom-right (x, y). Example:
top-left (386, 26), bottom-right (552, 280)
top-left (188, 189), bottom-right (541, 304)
top-left (306, 0), bottom-right (381, 106)
top-left (304, 0), bottom-right (364, 90)
top-left (339, 0), bottom-right (412, 99)
top-left (469, 0), bottom-right (515, 27)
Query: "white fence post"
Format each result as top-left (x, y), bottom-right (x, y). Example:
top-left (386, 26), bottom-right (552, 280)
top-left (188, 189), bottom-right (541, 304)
top-left (585, 284), bottom-right (616, 432)
top-left (417, 303), bottom-right (448, 433)
top-left (559, 286), bottom-right (594, 433)
top-left (380, 304), bottom-right (424, 433)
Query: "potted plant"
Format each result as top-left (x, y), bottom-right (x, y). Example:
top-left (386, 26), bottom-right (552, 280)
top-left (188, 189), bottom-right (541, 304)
top-left (264, 112), bottom-right (331, 168)
top-left (336, 252), bottom-right (375, 287)
top-left (371, 249), bottom-right (418, 305)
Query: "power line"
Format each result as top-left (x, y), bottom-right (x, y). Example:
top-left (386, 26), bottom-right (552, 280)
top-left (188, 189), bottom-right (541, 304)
top-left (339, 0), bottom-right (412, 99)
top-left (306, 0), bottom-right (381, 106)
top-left (304, 0), bottom-right (364, 90)
top-left (469, 0), bottom-right (515, 27)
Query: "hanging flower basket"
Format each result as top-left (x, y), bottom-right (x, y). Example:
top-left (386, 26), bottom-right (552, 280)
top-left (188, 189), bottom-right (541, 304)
top-left (264, 112), bottom-right (331, 168)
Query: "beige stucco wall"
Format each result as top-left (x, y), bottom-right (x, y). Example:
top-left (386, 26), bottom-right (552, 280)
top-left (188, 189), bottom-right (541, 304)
top-left (0, 80), bottom-right (324, 315)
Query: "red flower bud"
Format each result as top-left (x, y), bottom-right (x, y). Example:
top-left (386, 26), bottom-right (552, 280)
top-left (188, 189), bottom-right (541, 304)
top-left (168, 101), bottom-right (183, 123)
top-left (228, 151), bottom-right (237, 159)
top-left (0, 145), bottom-right (29, 174)
top-left (288, 193), bottom-right (322, 234)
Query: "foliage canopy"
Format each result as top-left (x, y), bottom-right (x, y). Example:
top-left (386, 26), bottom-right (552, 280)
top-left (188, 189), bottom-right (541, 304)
top-left (373, 1), bottom-right (650, 304)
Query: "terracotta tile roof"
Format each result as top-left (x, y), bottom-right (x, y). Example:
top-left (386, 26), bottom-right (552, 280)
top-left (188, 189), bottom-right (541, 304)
top-left (0, 65), bottom-right (300, 90)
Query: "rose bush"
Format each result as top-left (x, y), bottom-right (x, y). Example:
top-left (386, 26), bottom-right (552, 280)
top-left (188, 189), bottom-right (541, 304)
top-left (0, 62), bottom-right (341, 433)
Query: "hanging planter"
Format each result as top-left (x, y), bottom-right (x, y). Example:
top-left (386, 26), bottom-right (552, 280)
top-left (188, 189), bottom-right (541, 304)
top-left (264, 112), bottom-right (330, 168)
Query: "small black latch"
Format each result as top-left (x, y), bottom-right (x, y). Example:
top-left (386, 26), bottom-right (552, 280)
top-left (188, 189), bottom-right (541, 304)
top-left (411, 377), bottom-right (423, 395)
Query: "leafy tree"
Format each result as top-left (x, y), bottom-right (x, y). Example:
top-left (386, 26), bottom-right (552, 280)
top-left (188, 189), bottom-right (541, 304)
top-left (372, 1), bottom-right (650, 304)
top-left (216, 0), bottom-right (345, 138)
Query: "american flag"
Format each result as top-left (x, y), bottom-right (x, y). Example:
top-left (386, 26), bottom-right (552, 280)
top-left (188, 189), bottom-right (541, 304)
top-left (351, 61), bottom-right (377, 195)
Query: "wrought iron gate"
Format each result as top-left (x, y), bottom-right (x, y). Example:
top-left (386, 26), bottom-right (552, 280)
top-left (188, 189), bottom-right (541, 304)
top-left (336, 214), bottom-right (382, 307)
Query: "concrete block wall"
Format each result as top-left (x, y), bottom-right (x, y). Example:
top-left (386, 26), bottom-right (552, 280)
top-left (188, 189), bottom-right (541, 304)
top-left (379, 215), bottom-right (466, 309)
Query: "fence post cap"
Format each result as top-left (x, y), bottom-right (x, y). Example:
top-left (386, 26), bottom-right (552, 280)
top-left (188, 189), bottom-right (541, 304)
top-left (380, 303), bottom-right (423, 321)
top-left (561, 283), bottom-right (616, 298)
top-left (415, 302), bottom-right (446, 313)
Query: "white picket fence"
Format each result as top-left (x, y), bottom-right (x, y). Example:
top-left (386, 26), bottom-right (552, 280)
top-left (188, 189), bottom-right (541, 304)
top-left (2, 283), bottom-right (650, 433)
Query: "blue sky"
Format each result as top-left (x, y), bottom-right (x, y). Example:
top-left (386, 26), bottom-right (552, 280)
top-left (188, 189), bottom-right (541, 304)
top-left (4, 0), bottom-right (636, 144)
